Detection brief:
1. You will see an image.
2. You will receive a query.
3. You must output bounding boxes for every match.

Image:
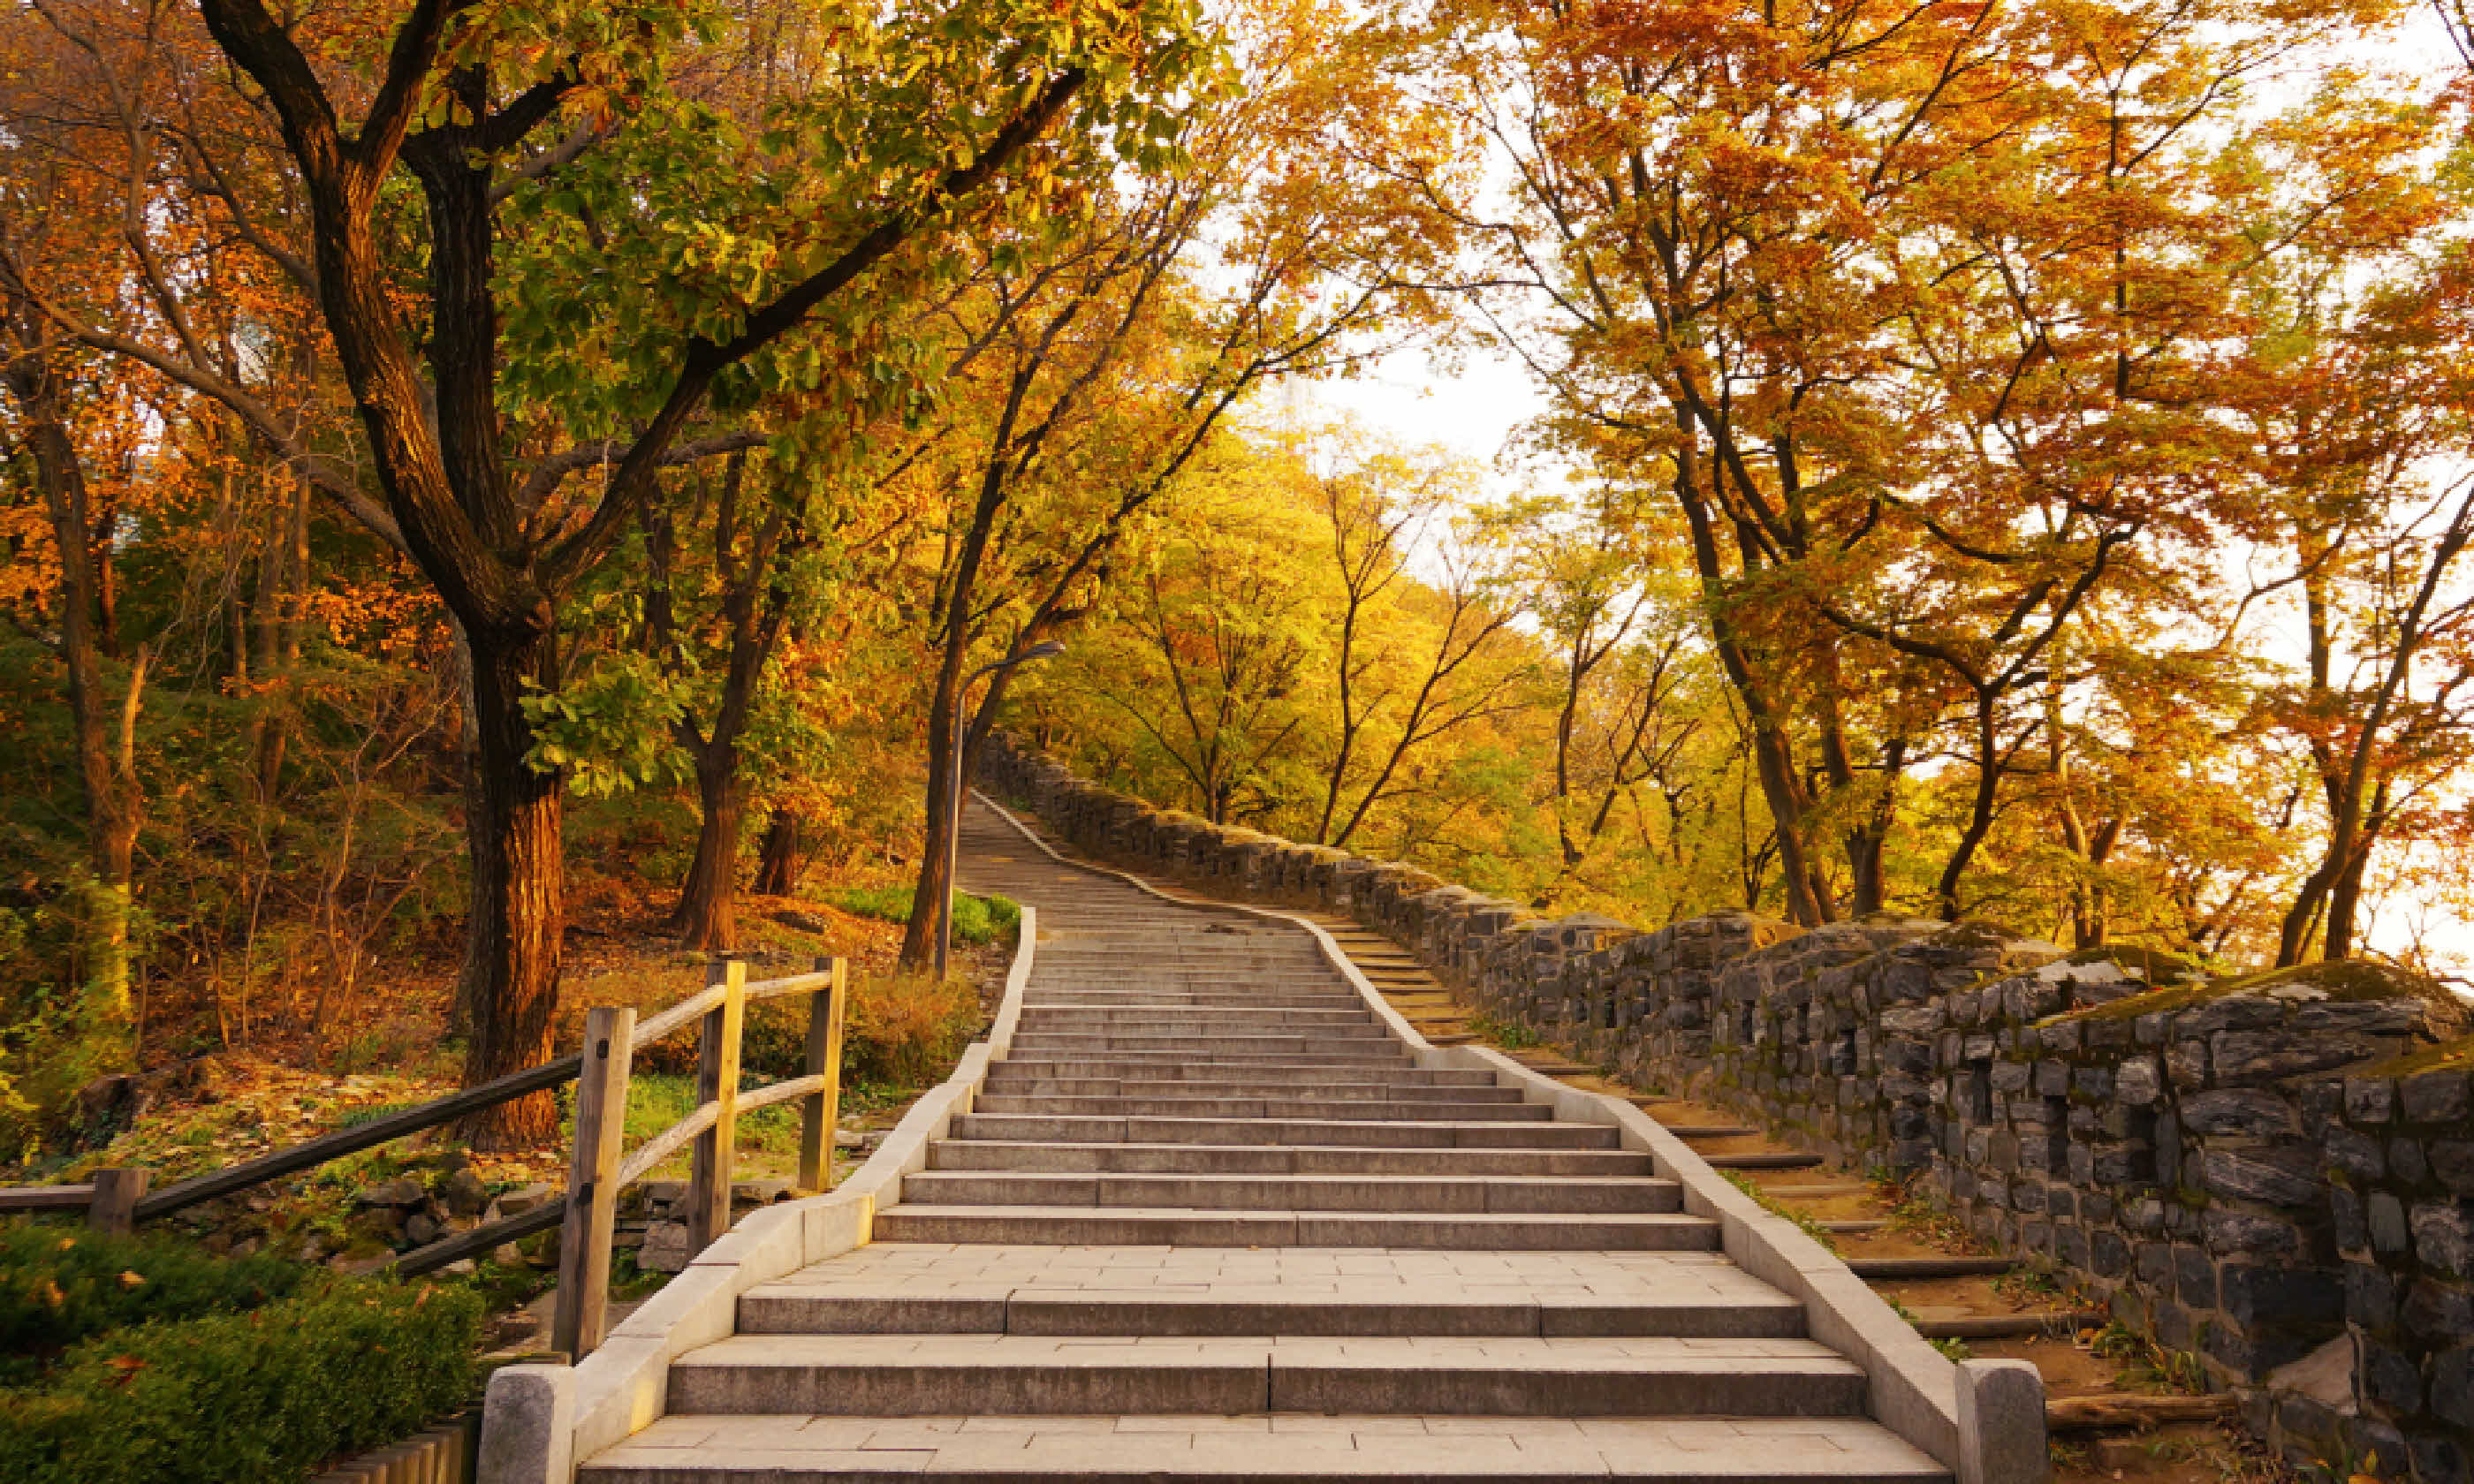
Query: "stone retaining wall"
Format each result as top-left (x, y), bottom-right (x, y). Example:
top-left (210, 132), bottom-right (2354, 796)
top-left (979, 733), bottom-right (2474, 1480)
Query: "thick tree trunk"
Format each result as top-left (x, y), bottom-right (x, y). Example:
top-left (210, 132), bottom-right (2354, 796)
top-left (670, 752), bottom-right (745, 951)
top-left (754, 808), bottom-right (806, 896)
top-left (455, 629), bottom-right (566, 1148)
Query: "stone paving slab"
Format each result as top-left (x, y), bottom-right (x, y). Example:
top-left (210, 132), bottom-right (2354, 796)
top-left (581, 1415), bottom-right (1949, 1482)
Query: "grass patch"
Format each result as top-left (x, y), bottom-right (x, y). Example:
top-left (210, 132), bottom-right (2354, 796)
top-left (1720, 1170), bottom-right (1839, 1252)
top-left (1468, 1014), bottom-right (1543, 1050)
top-left (2086, 1320), bottom-right (2212, 1395)
top-left (821, 887), bottom-right (1021, 946)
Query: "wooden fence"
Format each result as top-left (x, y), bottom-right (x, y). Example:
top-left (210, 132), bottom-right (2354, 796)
top-left (0, 955), bottom-right (847, 1359)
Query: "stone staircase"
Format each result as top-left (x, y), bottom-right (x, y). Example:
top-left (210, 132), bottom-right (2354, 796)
top-left (573, 803), bottom-right (1955, 1482)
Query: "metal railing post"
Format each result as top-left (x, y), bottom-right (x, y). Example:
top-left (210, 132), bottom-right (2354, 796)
top-left (551, 1005), bottom-right (634, 1360)
top-left (685, 959), bottom-right (746, 1250)
top-left (796, 957), bottom-right (847, 1192)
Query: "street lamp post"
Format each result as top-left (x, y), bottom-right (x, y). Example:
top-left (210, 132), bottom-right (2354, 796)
top-left (938, 640), bottom-right (1065, 975)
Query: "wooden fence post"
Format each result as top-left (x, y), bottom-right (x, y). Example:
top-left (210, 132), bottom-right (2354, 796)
top-left (551, 1005), bottom-right (634, 1361)
top-left (797, 957), bottom-right (847, 1192)
top-left (685, 958), bottom-right (746, 1251)
top-left (87, 1168), bottom-right (148, 1236)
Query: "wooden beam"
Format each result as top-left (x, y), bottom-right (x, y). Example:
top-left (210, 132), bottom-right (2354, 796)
top-left (0, 1185), bottom-right (97, 1211)
top-left (134, 1055), bottom-right (582, 1221)
top-left (2045, 1393), bottom-right (2235, 1432)
top-left (1849, 1256), bottom-right (2016, 1280)
top-left (391, 1199), bottom-right (565, 1278)
top-left (616, 1100), bottom-right (718, 1189)
top-left (684, 959), bottom-right (746, 1252)
top-left (1916, 1311), bottom-right (2106, 1340)
top-left (551, 1006), bottom-right (634, 1362)
top-left (797, 957), bottom-right (846, 1193)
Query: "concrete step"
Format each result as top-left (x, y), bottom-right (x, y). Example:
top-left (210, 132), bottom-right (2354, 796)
top-left (662, 1333), bottom-right (1862, 1417)
top-left (1016, 1007), bottom-right (1381, 1026)
top-left (1025, 993), bottom-right (1370, 1009)
top-left (926, 1140), bottom-right (1654, 1177)
top-left (581, 1413), bottom-right (1951, 1482)
top-left (1006, 1034), bottom-right (1394, 1054)
top-left (898, 1170), bottom-right (1682, 1214)
top-left (1013, 1021), bottom-right (1396, 1041)
top-left (978, 1078), bottom-right (1525, 1104)
top-left (947, 1114), bottom-right (1624, 1149)
top-left (992, 1059), bottom-right (1492, 1086)
top-left (869, 1205), bottom-right (1721, 1250)
top-left (968, 1096), bottom-right (1552, 1122)
top-left (736, 1283), bottom-right (1804, 1340)
top-left (993, 1046), bottom-right (1412, 1067)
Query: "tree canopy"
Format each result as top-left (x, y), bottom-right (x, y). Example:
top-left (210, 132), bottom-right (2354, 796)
top-left (4, 0), bottom-right (2470, 1155)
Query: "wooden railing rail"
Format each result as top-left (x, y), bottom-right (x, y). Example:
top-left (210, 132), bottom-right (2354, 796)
top-left (0, 955), bottom-right (850, 1342)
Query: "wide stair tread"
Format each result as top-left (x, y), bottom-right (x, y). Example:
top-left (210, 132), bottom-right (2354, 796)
top-left (663, 1333), bottom-right (1868, 1417)
top-left (582, 1414), bottom-right (1949, 1482)
top-left (868, 1205), bottom-right (1719, 1249)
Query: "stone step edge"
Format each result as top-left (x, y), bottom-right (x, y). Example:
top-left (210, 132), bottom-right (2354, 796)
top-left (732, 1287), bottom-right (1808, 1339)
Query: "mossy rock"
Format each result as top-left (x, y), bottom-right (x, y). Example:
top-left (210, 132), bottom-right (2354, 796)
top-left (2052, 943), bottom-right (2205, 984)
top-left (2352, 1032), bottom-right (2474, 1079)
top-left (2052, 958), bottom-right (2467, 1033)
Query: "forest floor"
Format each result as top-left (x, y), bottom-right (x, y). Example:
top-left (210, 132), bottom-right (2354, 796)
top-left (4, 858), bottom-right (1013, 1360)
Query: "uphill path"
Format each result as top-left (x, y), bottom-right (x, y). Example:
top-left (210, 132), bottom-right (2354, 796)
top-left (574, 797), bottom-right (1953, 1482)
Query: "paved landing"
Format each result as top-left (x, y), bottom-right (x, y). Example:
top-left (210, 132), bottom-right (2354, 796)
top-left (578, 799), bottom-right (1948, 1482)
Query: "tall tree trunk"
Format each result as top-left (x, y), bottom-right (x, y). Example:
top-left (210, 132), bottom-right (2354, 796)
top-left (2323, 776), bottom-right (2390, 962)
top-left (670, 748), bottom-right (746, 950)
top-left (899, 655), bottom-right (965, 969)
top-left (455, 628), bottom-right (565, 1147)
top-left (1671, 449), bottom-right (1827, 926)
top-left (1934, 693), bottom-right (2008, 920)
top-left (3, 338), bottom-right (146, 1052)
top-left (754, 807), bottom-right (806, 896)
top-left (899, 382), bottom-right (1022, 972)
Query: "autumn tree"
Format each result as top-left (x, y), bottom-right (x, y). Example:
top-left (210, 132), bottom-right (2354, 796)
top-left (1309, 438), bottom-right (1529, 851)
top-left (886, 0), bottom-right (1453, 969)
top-left (72, 0), bottom-right (1212, 1140)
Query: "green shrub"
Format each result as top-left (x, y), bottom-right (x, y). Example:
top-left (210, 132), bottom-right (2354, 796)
top-left (0, 1278), bottom-right (481, 1484)
top-left (949, 892), bottom-right (1021, 947)
top-left (0, 1227), bottom-right (310, 1383)
top-left (822, 887), bottom-right (1020, 946)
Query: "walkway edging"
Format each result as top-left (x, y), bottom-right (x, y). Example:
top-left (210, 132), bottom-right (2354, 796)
top-left (971, 791), bottom-right (2030, 1480)
top-left (478, 904), bottom-right (1042, 1484)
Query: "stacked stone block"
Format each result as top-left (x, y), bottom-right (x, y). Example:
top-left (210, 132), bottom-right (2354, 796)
top-left (2304, 1042), bottom-right (2474, 1480)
